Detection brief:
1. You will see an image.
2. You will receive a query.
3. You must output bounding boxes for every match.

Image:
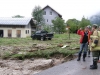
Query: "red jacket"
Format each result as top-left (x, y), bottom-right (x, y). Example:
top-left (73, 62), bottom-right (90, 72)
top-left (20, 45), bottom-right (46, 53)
top-left (77, 30), bottom-right (92, 43)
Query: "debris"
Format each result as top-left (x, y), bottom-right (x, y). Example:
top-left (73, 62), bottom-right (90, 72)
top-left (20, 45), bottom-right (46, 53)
top-left (61, 45), bottom-right (69, 48)
top-left (82, 67), bottom-right (87, 69)
top-left (30, 58), bottom-right (34, 61)
top-left (57, 44), bottom-right (63, 47)
top-left (70, 47), bottom-right (80, 50)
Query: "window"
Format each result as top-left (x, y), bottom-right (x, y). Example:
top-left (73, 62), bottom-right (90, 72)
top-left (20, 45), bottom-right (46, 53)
top-left (47, 19), bottom-right (48, 22)
top-left (26, 30), bottom-right (27, 34)
top-left (28, 30), bottom-right (29, 34)
top-left (26, 30), bottom-right (29, 34)
top-left (43, 11), bottom-right (46, 15)
top-left (36, 31), bottom-right (41, 34)
top-left (50, 11), bottom-right (52, 15)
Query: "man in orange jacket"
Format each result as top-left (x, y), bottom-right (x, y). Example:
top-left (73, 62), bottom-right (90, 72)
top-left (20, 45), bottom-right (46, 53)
top-left (77, 27), bottom-right (91, 61)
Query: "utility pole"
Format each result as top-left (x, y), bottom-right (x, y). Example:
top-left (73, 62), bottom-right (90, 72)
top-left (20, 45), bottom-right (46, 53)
top-left (66, 26), bottom-right (70, 40)
top-left (68, 27), bottom-right (70, 40)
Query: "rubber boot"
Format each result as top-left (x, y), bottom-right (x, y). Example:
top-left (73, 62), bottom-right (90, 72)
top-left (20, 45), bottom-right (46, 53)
top-left (98, 52), bottom-right (100, 63)
top-left (77, 53), bottom-right (81, 61)
top-left (98, 56), bottom-right (99, 60)
top-left (90, 59), bottom-right (98, 69)
top-left (83, 54), bottom-right (86, 61)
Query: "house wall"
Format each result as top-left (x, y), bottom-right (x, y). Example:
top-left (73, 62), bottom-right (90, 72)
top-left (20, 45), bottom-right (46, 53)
top-left (25, 23), bottom-right (31, 37)
top-left (43, 7), bottom-right (59, 25)
top-left (0, 28), bottom-right (26, 38)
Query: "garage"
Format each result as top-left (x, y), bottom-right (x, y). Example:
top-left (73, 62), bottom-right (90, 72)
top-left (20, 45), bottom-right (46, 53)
top-left (0, 18), bottom-right (35, 38)
top-left (8, 30), bottom-right (12, 37)
top-left (0, 30), bottom-right (3, 37)
top-left (16, 30), bottom-right (21, 37)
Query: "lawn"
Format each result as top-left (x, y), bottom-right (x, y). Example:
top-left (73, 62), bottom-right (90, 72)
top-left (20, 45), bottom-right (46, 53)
top-left (0, 33), bottom-right (80, 59)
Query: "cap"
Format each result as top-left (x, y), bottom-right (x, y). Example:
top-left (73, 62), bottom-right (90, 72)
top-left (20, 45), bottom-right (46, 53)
top-left (87, 25), bottom-right (91, 28)
top-left (93, 24), bottom-right (98, 26)
top-left (92, 24), bottom-right (98, 29)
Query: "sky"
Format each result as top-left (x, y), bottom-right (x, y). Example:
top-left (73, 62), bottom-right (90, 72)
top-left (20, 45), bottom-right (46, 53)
top-left (0, 0), bottom-right (100, 21)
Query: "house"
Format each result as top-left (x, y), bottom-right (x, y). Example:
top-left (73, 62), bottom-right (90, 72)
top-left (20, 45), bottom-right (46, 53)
top-left (0, 18), bottom-right (36, 38)
top-left (42, 5), bottom-right (62, 25)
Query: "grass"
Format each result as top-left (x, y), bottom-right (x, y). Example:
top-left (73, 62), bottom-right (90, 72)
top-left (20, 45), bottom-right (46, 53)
top-left (0, 33), bottom-right (79, 46)
top-left (0, 33), bottom-right (80, 60)
top-left (2, 48), bottom-right (77, 60)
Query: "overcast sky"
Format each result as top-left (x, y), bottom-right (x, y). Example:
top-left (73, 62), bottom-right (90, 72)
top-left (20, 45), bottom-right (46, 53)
top-left (0, 0), bottom-right (100, 21)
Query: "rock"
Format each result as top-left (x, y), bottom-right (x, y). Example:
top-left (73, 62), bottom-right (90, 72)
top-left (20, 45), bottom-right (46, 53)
top-left (30, 58), bottom-right (34, 61)
top-left (70, 47), bottom-right (80, 50)
top-left (0, 63), bottom-right (7, 67)
top-left (18, 52), bottom-right (27, 54)
top-left (40, 48), bottom-right (45, 50)
top-left (57, 44), bottom-right (63, 47)
top-left (32, 43), bottom-right (37, 47)
top-left (14, 66), bottom-right (23, 70)
top-left (0, 62), bottom-right (3, 65)
top-left (61, 45), bottom-right (69, 48)
top-left (33, 43), bottom-right (37, 45)
top-left (22, 70), bottom-right (32, 75)
top-left (52, 59), bottom-right (62, 66)
top-left (28, 48), bottom-right (38, 52)
top-left (12, 70), bottom-right (23, 75)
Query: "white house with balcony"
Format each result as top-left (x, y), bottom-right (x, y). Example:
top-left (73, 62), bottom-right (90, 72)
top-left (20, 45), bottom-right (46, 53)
top-left (42, 5), bottom-right (62, 26)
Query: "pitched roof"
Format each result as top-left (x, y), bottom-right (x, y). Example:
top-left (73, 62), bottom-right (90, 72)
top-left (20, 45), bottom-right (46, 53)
top-left (42, 5), bottom-right (62, 18)
top-left (0, 17), bottom-right (33, 25)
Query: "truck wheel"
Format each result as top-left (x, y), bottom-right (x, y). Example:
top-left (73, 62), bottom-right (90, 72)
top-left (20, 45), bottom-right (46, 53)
top-left (48, 38), bottom-right (51, 40)
top-left (41, 37), bottom-right (43, 41)
top-left (43, 38), bottom-right (46, 41)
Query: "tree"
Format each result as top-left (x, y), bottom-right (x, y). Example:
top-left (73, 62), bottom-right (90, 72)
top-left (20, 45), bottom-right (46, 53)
top-left (52, 17), bottom-right (66, 34)
top-left (80, 16), bottom-right (91, 29)
top-left (42, 25), bottom-right (52, 32)
top-left (12, 15), bottom-right (24, 18)
top-left (66, 19), bottom-right (80, 33)
top-left (32, 6), bottom-right (44, 30)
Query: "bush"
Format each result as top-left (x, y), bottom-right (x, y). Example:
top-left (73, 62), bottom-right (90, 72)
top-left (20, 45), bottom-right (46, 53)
top-left (7, 48), bottom-right (77, 60)
top-left (2, 52), bottom-right (11, 59)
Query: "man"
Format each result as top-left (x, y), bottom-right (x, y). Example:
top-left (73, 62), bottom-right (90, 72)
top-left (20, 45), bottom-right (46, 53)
top-left (77, 27), bottom-right (91, 61)
top-left (97, 26), bottom-right (100, 63)
top-left (90, 24), bottom-right (100, 69)
top-left (87, 25), bottom-right (92, 57)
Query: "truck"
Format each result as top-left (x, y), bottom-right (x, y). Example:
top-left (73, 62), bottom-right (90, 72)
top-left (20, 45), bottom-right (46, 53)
top-left (31, 30), bottom-right (54, 41)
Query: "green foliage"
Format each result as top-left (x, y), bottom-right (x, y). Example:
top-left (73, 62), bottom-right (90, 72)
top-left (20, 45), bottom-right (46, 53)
top-left (32, 6), bottom-right (44, 30)
top-left (0, 38), bottom-right (32, 46)
top-left (42, 25), bottom-right (52, 32)
top-left (66, 19), bottom-right (80, 33)
top-left (9, 49), bottom-right (77, 60)
top-left (11, 54), bottom-right (25, 60)
top-left (2, 52), bottom-right (11, 59)
top-left (0, 34), bottom-right (79, 60)
top-left (80, 16), bottom-right (91, 29)
top-left (12, 15), bottom-right (24, 18)
top-left (52, 17), bottom-right (66, 34)
top-left (0, 34), bottom-right (79, 46)
top-left (66, 17), bottom-right (91, 33)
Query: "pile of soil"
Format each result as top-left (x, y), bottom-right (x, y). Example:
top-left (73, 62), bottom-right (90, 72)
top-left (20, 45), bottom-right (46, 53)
top-left (0, 55), bottom-right (76, 75)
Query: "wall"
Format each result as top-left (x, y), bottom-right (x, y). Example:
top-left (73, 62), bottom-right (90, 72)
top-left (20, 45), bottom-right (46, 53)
top-left (0, 28), bottom-right (26, 38)
top-left (43, 7), bottom-right (59, 25)
top-left (25, 23), bottom-right (32, 37)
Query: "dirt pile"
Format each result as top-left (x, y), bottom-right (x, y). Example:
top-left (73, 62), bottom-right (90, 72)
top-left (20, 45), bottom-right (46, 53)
top-left (0, 59), bottom-right (53, 75)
